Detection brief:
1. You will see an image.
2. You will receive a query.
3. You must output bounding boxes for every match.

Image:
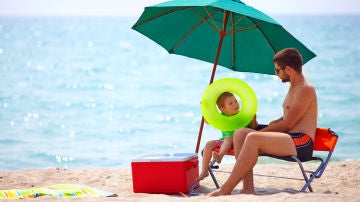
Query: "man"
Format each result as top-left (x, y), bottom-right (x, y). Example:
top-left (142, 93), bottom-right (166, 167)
top-left (209, 48), bottom-right (318, 196)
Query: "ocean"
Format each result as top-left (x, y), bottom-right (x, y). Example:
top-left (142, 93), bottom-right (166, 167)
top-left (0, 15), bottom-right (359, 171)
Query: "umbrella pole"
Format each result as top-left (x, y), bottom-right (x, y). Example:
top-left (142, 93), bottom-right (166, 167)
top-left (195, 11), bottom-right (230, 153)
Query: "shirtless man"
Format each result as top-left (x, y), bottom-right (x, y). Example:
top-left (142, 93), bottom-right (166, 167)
top-left (209, 48), bottom-right (318, 196)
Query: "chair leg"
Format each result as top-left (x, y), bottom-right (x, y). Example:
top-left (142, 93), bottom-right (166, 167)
top-left (208, 159), bottom-right (220, 189)
top-left (208, 154), bottom-right (329, 192)
top-left (291, 156), bottom-right (313, 192)
top-left (188, 180), bottom-right (200, 196)
top-left (300, 161), bottom-right (327, 192)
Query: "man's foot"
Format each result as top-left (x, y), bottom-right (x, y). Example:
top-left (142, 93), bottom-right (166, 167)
top-left (212, 152), bottom-right (222, 164)
top-left (207, 189), bottom-right (230, 196)
top-left (197, 171), bottom-right (209, 181)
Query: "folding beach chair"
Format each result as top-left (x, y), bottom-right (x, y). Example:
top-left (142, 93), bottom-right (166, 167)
top-left (207, 128), bottom-right (338, 192)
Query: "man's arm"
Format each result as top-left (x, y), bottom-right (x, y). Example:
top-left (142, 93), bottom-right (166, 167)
top-left (260, 86), bottom-right (315, 132)
top-left (268, 117), bottom-right (283, 125)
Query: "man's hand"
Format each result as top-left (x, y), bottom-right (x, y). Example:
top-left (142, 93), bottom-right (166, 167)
top-left (248, 114), bottom-right (258, 129)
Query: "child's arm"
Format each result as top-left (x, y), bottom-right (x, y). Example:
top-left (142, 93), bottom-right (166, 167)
top-left (247, 114), bottom-right (258, 129)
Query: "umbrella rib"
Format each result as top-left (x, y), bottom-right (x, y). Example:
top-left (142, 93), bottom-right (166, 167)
top-left (232, 15), bottom-right (246, 29)
top-left (247, 18), bottom-right (276, 53)
top-left (133, 6), bottom-right (191, 28)
top-left (224, 15), bottom-right (263, 34)
top-left (170, 15), bottom-right (209, 53)
top-left (223, 14), bottom-right (245, 34)
top-left (191, 7), bottom-right (221, 32)
top-left (230, 22), bottom-right (264, 34)
top-left (170, 8), bottom-right (222, 52)
top-left (203, 7), bottom-right (221, 32)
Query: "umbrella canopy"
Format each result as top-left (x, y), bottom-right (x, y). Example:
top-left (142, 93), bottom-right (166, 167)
top-left (132, 0), bottom-right (316, 77)
top-left (132, 0), bottom-right (316, 152)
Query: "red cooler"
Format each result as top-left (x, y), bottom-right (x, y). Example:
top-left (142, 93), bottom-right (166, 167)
top-left (131, 153), bottom-right (199, 194)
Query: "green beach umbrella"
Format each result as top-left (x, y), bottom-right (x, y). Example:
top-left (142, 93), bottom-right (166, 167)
top-left (132, 0), bottom-right (316, 152)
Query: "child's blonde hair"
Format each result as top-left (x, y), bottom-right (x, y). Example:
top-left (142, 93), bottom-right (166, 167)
top-left (216, 92), bottom-right (234, 108)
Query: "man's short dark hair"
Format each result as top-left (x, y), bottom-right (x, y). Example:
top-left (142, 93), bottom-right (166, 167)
top-left (273, 48), bottom-right (303, 73)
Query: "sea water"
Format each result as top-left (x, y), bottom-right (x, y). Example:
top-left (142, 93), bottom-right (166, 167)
top-left (0, 15), bottom-right (359, 170)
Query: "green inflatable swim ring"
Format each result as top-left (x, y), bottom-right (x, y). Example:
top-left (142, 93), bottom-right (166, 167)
top-left (201, 78), bottom-right (257, 131)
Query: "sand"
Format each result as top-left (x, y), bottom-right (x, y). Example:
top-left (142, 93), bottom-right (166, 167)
top-left (1, 160), bottom-right (359, 202)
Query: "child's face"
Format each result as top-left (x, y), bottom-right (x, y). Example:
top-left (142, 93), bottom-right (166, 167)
top-left (220, 95), bottom-right (239, 116)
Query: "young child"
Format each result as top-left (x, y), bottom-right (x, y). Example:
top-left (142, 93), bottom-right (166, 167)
top-left (198, 92), bottom-right (257, 181)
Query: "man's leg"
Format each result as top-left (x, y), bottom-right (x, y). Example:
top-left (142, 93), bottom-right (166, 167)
top-left (208, 132), bottom-right (296, 196)
top-left (241, 170), bottom-right (254, 194)
top-left (233, 128), bottom-right (256, 194)
top-left (233, 128), bottom-right (254, 156)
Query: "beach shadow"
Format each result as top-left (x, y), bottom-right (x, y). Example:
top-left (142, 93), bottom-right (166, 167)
top-left (187, 185), bottom-right (243, 196)
top-left (252, 187), bottom-right (335, 195)
top-left (255, 187), bottom-right (299, 195)
top-left (190, 185), bottom-right (301, 196)
top-left (166, 185), bottom-right (334, 198)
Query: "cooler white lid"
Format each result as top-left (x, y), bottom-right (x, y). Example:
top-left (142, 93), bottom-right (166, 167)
top-left (131, 153), bottom-right (198, 162)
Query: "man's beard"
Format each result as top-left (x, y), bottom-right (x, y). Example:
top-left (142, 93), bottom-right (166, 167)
top-left (281, 72), bottom-right (290, 82)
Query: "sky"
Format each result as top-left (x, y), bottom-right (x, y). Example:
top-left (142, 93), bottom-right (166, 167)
top-left (0, 0), bottom-right (359, 16)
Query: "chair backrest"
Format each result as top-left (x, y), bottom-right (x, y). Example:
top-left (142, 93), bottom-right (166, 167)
top-left (313, 128), bottom-right (338, 152)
